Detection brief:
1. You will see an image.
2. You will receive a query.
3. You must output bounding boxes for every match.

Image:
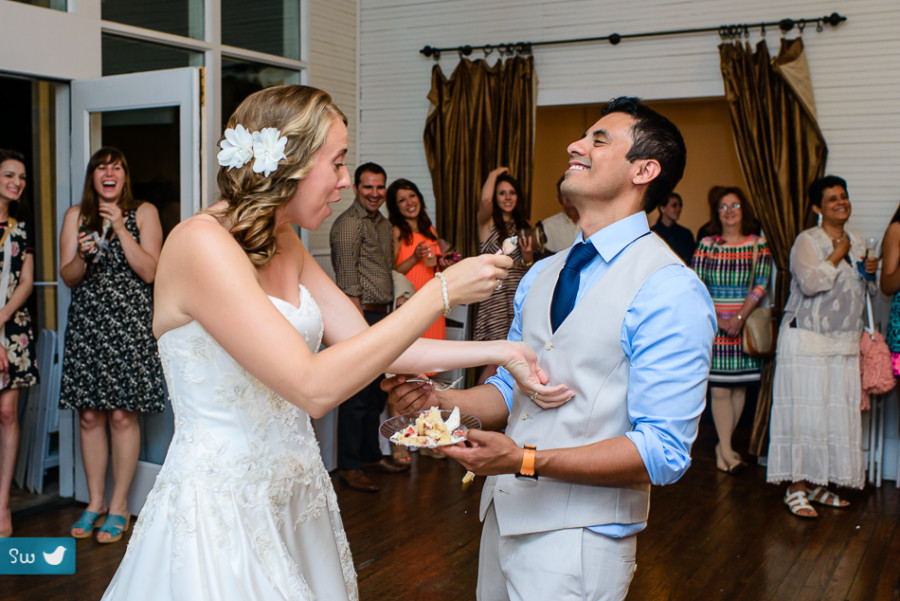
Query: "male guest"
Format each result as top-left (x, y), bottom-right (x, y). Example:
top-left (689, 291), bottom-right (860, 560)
top-left (650, 191), bottom-right (695, 264)
top-left (385, 98), bottom-right (715, 600)
top-left (330, 162), bottom-right (407, 492)
top-left (535, 175), bottom-right (580, 255)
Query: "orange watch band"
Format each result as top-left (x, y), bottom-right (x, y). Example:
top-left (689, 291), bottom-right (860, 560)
top-left (516, 445), bottom-right (537, 480)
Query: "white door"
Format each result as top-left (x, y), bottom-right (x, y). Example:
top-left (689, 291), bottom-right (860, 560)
top-left (60, 67), bottom-right (201, 513)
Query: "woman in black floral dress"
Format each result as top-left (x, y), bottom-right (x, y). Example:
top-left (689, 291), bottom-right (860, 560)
top-left (59, 147), bottom-right (164, 544)
top-left (0, 149), bottom-right (40, 538)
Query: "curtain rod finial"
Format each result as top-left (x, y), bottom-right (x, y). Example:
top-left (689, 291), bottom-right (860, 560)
top-left (421, 45), bottom-right (441, 60)
top-left (824, 12), bottom-right (846, 26)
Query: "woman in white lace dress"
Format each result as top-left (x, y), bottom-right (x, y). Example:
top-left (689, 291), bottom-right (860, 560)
top-left (100, 86), bottom-right (565, 601)
top-left (767, 176), bottom-right (877, 519)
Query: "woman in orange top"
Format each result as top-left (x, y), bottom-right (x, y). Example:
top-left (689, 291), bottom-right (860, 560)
top-left (386, 179), bottom-right (457, 340)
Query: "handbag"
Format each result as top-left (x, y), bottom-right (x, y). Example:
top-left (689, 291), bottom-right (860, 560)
top-left (859, 291), bottom-right (896, 410)
top-left (741, 239), bottom-right (776, 357)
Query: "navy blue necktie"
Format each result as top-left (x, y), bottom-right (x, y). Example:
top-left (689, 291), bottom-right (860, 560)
top-left (550, 242), bottom-right (598, 332)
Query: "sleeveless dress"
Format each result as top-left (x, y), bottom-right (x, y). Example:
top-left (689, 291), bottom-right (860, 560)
top-left (395, 228), bottom-right (445, 340)
top-left (474, 222), bottom-right (527, 342)
top-left (59, 210), bottom-right (165, 413)
top-left (102, 285), bottom-right (357, 601)
top-left (0, 220), bottom-right (39, 390)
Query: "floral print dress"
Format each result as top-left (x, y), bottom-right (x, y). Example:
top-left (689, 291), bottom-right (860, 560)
top-left (0, 220), bottom-right (39, 390)
top-left (59, 209), bottom-right (165, 413)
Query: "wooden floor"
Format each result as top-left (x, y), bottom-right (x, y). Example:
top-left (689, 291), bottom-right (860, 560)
top-left (4, 425), bottom-right (900, 600)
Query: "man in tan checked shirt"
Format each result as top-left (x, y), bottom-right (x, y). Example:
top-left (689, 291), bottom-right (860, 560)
top-left (330, 162), bottom-right (408, 492)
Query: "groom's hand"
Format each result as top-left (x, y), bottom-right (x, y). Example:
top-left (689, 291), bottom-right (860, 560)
top-left (441, 429), bottom-right (522, 476)
top-left (382, 375), bottom-right (436, 414)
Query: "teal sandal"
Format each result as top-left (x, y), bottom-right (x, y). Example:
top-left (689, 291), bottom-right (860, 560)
top-left (96, 513), bottom-right (130, 544)
top-left (70, 510), bottom-right (106, 539)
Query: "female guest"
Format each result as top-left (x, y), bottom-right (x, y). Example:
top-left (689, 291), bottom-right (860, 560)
top-left (59, 147), bottom-right (165, 543)
top-left (767, 175), bottom-right (876, 518)
top-left (100, 85), bottom-right (562, 600)
top-left (692, 187), bottom-right (771, 473)
top-left (0, 150), bottom-right (40, 538)
top-left (474, 167), bottom-right (534, 383)
top-left (880, 203), bottom-right (900, 378)
top-left (386, 178), bottom-right (455, 341)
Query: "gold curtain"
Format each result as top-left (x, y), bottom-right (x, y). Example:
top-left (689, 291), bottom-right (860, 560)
top-left (719, 37), bottom-right (828, 455)
top-left (423, 56), bottom-right (535, 258)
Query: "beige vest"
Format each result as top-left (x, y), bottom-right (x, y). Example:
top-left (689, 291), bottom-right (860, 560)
top-left (480, 233), bottom-right (681, 536)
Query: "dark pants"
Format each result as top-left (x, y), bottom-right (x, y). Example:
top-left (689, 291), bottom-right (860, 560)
top-left (337, 310), bottom-right (388, 471)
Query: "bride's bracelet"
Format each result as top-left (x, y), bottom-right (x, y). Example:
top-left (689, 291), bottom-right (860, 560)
top-left (435, 272), bottom-right (451, 316)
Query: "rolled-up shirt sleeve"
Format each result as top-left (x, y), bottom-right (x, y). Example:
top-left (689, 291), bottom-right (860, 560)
top-left (622, 264), bottom-right (716, 486)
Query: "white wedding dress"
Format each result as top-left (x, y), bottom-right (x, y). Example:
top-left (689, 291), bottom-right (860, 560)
top-left (102, 285), bottom-right (358, 601)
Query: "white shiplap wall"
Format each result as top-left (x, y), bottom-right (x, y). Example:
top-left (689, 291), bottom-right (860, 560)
top-left (358, 0), bottom-right (900, 244)
top-left (307, 0), bottom-right (358, 259)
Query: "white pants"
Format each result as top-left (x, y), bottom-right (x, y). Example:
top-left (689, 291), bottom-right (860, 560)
top-left (477, 505), bottom-right (637, 601)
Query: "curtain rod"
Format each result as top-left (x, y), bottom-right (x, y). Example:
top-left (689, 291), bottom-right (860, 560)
top-left (419, 12), bottom-right (847, 60)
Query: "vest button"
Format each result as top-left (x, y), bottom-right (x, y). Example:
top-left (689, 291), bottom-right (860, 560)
top-left (545, 341), bottom-right (554, 351)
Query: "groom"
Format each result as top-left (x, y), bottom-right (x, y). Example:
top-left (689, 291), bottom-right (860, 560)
top-left (384, 97), bottom-right (715, 601)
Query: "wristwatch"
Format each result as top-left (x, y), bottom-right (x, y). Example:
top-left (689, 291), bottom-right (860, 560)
top-left (515, 445), bottom-right (537, 480)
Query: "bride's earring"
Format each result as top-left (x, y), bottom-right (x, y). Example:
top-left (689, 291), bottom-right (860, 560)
top-left (817, 212), bottom-right (822, 227)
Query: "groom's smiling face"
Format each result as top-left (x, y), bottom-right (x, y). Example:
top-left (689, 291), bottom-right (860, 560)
top-left (561, 112), bottom-right (638, 205)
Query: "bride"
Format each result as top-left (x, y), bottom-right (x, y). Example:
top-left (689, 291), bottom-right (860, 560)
top-left (100, 85), bottom-right (563, 600)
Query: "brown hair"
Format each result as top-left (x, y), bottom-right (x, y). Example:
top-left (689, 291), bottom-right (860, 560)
top-left (706, 186), bottom-right (758, 237)
top-left (80, 147), bottom-right (138, 234)
top-left (385, 179), bottom-right (437, 245)
top-left (211, 85), bottom-right (347, 266)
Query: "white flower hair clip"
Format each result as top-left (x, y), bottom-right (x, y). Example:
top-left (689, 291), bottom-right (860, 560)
top-left (217, 125), bottom-right (288, 177)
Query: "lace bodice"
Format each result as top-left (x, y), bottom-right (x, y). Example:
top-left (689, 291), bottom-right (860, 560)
top-left (156, 285), bottom-right (325, 478)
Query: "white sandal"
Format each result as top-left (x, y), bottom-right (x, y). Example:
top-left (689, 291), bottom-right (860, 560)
top-left (783, 488), bottom-right (818, 518)
top-left (807, 486), bottom-right (850, 508)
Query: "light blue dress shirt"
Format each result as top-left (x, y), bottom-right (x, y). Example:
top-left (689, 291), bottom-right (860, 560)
top-left (487, 211), bottom-right (716, 537)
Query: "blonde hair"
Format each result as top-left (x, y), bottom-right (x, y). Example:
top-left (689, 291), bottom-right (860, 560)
top-left (211, 85), bottom-right (347, 266)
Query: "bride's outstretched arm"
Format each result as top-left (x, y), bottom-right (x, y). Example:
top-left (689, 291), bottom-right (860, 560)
top-left (155, 217), bottom-right (519, 418)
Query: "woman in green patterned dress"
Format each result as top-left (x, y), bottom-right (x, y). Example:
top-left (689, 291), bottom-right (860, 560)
top-left (692, 187), bottom-right (772, 473)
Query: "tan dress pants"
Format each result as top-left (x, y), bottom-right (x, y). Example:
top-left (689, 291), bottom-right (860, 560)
top-left (476, 504), bottom-right (637, 601)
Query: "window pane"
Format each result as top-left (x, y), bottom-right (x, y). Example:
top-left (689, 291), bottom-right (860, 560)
top-left (222, 0), bottom-right (301, 60)
top-left (102, 35), bottom-right (202, 77)
top-left (102, 0), bottom-right (203, 40)
top-left (5, 0), bottom-right (66, 10)
top-left (221, 58), bottom-right (301, 120)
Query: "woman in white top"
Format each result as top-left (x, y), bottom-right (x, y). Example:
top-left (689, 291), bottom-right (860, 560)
top-left (101, 85), bottom-right (566, 600)
top-left (767, 175), bottom-right (877, 519)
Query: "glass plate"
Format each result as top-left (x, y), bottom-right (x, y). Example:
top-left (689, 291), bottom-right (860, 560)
top-left (379, 409), bottom-right (481, 448)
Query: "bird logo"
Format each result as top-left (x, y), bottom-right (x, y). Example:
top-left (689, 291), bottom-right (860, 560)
top-left (42, 545), bottom-right (67, 566)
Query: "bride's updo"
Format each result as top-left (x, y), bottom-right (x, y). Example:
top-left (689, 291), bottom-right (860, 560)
top-left (214, 85), bottom-right (347, 266)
